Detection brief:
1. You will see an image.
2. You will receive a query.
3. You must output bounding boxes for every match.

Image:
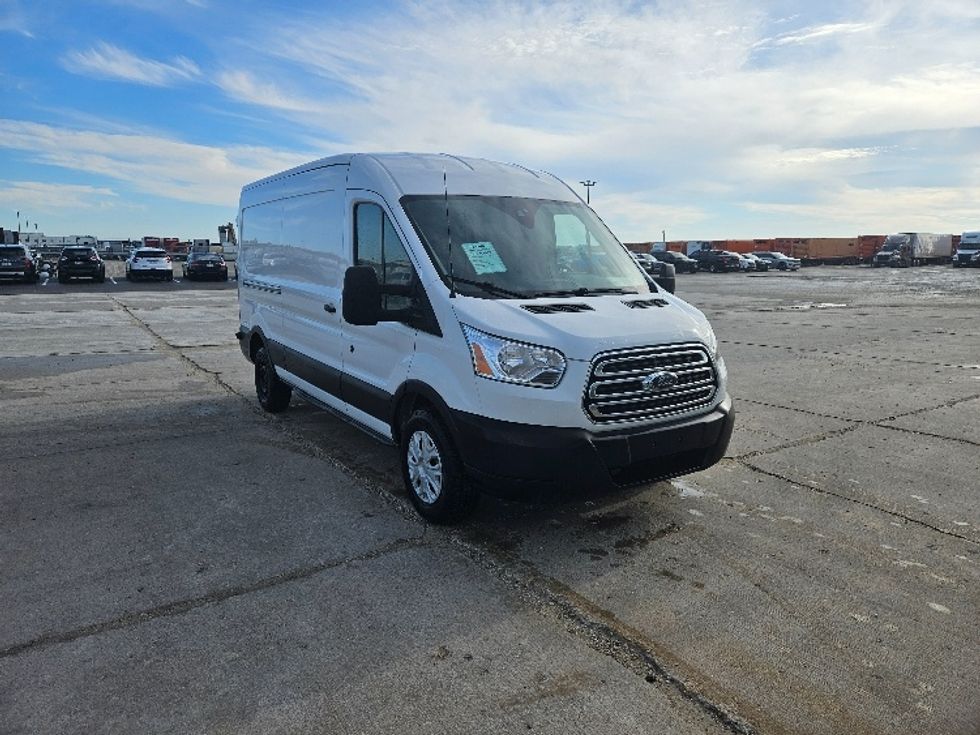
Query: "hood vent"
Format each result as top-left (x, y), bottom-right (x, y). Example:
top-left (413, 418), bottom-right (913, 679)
top-left (623, 298), bottom-right (669, 309)
top-left (521, 303), bottom-right (595, 314)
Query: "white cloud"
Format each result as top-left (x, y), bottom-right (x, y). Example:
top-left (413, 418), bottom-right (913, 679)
top-left (0, 119), bottom-right (314, 207)
top-left (597, 195), bottom-right (709, 244)
top-left (214, 71), bottom-right (326, 114)
top-left (757, 21), bottom-right (878, 48)
top-left (220, 2), bottom-right (980, 163)
top-left (745, 184), bottom-right (980, 233)
top-left (62, 42), bottom-right (200, 86)
top-left (0, 181), bottom-right (118, 213)
top-left (0, 1), bottom-right (33, 38)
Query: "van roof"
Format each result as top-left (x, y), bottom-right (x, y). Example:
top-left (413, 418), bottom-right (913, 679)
top-left (241, 152), bottom-right (577, 202)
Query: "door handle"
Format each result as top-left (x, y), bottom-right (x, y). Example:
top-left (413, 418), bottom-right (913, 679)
top-left (323, 302), bottom-right (336, 313)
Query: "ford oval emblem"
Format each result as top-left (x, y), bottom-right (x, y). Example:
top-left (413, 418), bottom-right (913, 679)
top-left (642, 370), bottom-right (678, 392)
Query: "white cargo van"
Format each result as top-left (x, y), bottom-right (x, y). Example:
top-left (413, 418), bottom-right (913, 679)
top-left (236, 153), bottom-right (733, 522)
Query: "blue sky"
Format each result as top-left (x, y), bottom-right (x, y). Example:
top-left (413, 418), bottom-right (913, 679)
top-left (1, 0), bottom-right (978, 242)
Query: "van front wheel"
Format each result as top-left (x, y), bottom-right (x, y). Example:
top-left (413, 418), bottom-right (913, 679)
top-left (401, 409), bottom-right (477, 523)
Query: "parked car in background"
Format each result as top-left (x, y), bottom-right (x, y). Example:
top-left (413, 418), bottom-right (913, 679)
top-left (752, 251), bottom-right (801, 271)
top-left (183, 252), bottom-right (229, 281)
top-left (630, 252), bottom-right (676, 293)
top-left (57, 246), bottom-right (105, 283)
top-left (125, 248), bottom-right (173, 281)
top-left (740, 253), bottom-right (769, 272)
top-left (651, 250), bottom-right (699, 273)
top-left (727, 252), bottom-right (754, 272)
top-left (689, 249), bottom-right (741, 272)
top-left (0, 244), bottom-right (39, 283)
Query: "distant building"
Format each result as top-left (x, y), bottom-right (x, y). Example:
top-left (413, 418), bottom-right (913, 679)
top-left (19, 233), bottom-right (97, 248)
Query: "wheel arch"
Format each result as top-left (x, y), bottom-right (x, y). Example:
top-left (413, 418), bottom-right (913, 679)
top-left (390, 381), bottom-right (457, 447)
top-left (246, 326), bottom-right (269, 363)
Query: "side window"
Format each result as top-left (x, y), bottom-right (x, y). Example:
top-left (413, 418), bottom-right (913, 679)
top-left (354, 202), bottom-right (414, 311)
top-left (241, 202), bottom-right (281, 275)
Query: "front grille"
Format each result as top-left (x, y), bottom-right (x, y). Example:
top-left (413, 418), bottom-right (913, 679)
top-left (583, 343), bottom-right (717, 423)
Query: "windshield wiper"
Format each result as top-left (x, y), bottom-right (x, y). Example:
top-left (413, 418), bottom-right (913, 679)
top-left (531, 287), bottom-right (639, 298)
top-left (449, 277), bottom-right (528, 299)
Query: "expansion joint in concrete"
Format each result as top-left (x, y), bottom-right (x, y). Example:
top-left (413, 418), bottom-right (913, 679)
top-left (0, 535), bottom-right (424, 660)
top-left (737, 459), bottom-right (978, 546)
top-left (445, 533), bottom-right (760, 735)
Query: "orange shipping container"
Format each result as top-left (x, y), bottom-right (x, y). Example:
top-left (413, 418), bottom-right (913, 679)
top-left (858, 235), bottom-right (886, 262)
top-left (723, 239), bottom-right (757, 254)
top-left (773, 238), bottom-right (808, 258)
top-left (806, 237), bottom-right (859, 263)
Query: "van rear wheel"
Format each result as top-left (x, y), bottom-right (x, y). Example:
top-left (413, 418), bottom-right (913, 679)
top-left (401, 409), bottom-right (477, 523)
top-left (254, 345), bottom-right (291, 413)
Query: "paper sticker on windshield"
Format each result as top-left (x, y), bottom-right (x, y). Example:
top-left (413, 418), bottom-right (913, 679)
top-left (461, 241), bottom-right (507, 274)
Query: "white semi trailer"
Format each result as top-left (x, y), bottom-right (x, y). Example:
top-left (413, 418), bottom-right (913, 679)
top-left (872, 233), bottom-right (952, 267)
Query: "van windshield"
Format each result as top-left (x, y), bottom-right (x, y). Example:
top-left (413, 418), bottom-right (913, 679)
top-left (400, 195), bottom-right (650, 299)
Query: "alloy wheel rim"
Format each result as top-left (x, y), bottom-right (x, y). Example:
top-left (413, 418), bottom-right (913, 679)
top-left (407, 430), bottom-right (443, 504)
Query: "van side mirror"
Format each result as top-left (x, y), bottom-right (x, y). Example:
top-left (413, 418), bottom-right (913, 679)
top-left (343, 266), bottom-right (381, 326)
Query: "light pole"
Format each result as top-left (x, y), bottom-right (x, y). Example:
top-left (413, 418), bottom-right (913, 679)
top-left (580, 180), bottom-right (596, 204)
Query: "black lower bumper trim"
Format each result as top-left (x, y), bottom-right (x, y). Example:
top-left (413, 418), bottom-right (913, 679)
top-left (450, 396), bottom-right (733, 494)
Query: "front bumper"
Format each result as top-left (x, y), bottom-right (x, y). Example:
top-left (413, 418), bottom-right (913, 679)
top-left (450, 394), bottom-right (733, 494)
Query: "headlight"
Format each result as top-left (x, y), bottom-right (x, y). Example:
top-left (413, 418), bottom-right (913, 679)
top-left (461, 324), bottom-right (566, 388)
top-left (702, 322), bottom-right (719, 358)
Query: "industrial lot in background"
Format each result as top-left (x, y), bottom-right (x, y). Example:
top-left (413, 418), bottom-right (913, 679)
top-left (0, 223), bottom-right (239, 262)
top-left (626, 232), bottom-right (974, 267)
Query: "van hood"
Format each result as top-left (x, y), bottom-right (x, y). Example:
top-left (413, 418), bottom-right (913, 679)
top-left (448, 292), bottom-right (714, 361)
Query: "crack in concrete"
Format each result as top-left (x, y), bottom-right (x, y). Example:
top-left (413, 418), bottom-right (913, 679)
top-left (1, 426), bottom-right (222, 461)
top-left (738, 394), bottom-right (980, 448)
top-left (109, 297), bottom-right (244, 398)
top-left (720, 339), bottom-right (980, 370)
top-left (445, 532), bottom-right (760, 735)
top-left (734, 423), bottom-right (862, 460)
top-left (0, 536), bottom-right (424, 660)
top-left (737, 459), bottom-right (978, 545)
top-left (873, 422), bottom-right (980, 448)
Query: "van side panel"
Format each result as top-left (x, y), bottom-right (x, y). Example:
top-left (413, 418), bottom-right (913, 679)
top-left (276, 165), bottom-right (349, 396)
top-left (238, 180), bottom-right (284, 352)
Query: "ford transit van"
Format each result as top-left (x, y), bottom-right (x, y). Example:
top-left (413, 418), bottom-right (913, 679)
top-left (236, 153), bottom-right (733, 522)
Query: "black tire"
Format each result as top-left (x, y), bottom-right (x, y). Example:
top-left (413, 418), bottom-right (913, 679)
top-left (126, 270), bottom-right (133, 281)
top-left (58, 273), bottom-right (68, 284)
top-left (709, 263), bottom-right (717, 273)
top-left (222, 273), bottom-right (229, 281)
top-left (400, 408), bottom-right (477, 523)
top-left (254, 345), bottom-right (291, 413)
top-left (166, 272), bottom-right (173, 281)
top-left (96, 270), bottom-right (105, 283)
